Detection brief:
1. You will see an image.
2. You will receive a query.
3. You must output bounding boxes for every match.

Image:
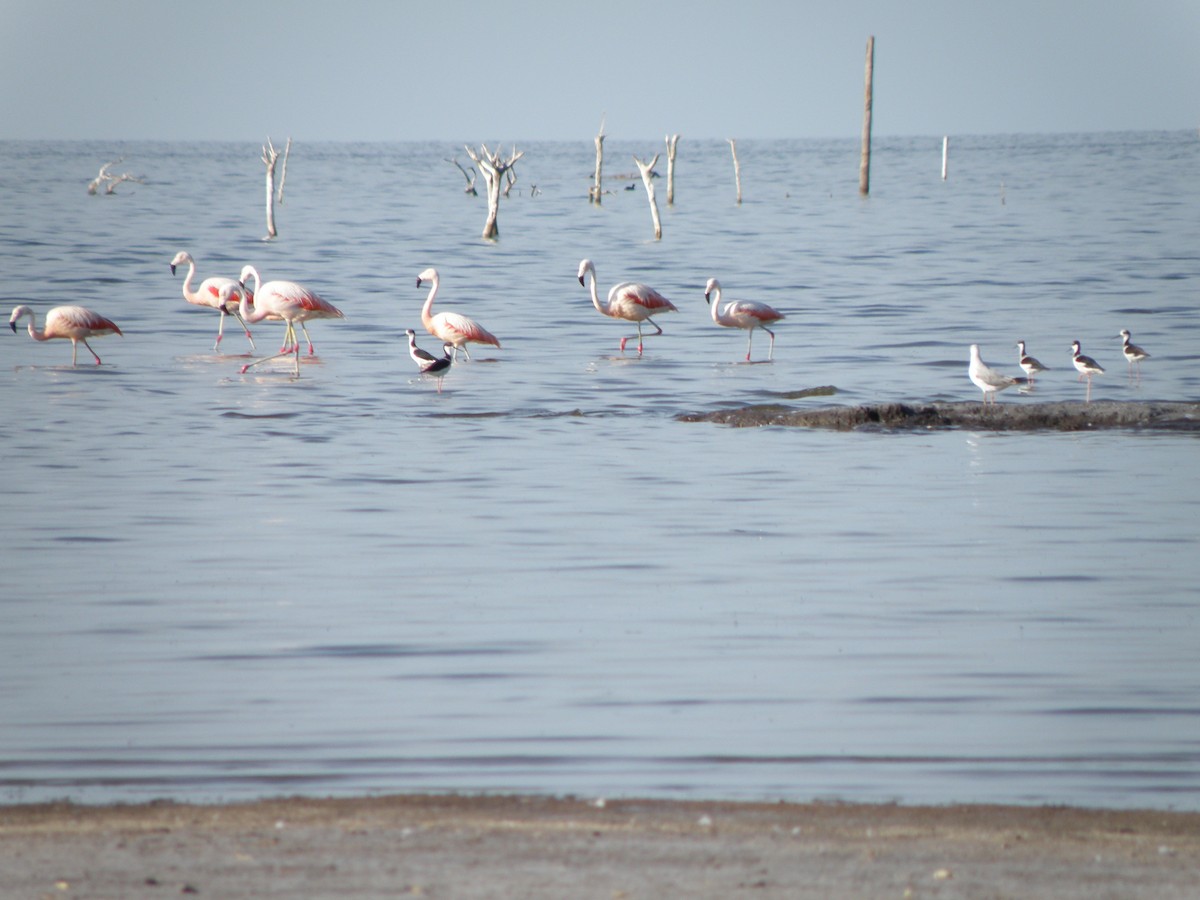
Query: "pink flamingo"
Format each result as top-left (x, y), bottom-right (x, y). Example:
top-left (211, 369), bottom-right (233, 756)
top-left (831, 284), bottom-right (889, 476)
top-left (416, 267), bottom-right (501, 360)
top-left (704, 277), bottom-right (785, 361)
top-left (236, 266), bottom-right (344, 376)
top-left (170, 251), bottom-right (255, 351)
top-left (576, 258), bottom-right (677, 354)
top-left (9, 304), bottom-right (122, 366)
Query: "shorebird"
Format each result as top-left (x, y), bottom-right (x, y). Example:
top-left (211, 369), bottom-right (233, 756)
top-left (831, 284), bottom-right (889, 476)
top-left (1071, 340), bottom-right (1105, 382)
top-left (9, 304), bottom-right (122, 366)
top-left (576, 258), bottom-right (677, 355)
top-left (1071, 340), bottom-right (1105, 402)
top-left (1119, 329), bottom-right (1150, 377)
top-left (407, 328), bottom-right (452, 392)
top-left (236, 266), bottom-right (344, 376)
top-left (416, 268), bottom-right (501, 360)
top-left (704, 277), bottom-right (785, 361)
top-left (1015, 340), bottom-right (1048, 383)
top-left (169, 251), bottom-right (255, 351)
top-left (969, 344), bottom-right (1022, 407)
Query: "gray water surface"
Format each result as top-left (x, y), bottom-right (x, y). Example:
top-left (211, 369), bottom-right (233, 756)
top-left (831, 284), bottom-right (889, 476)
top-left (1, 133), bottom-right (1198, 808)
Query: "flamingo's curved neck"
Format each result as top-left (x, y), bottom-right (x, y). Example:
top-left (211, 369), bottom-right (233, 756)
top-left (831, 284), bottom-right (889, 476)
top-left (13, 308), bottom-right (46, 341)
top-left (707, 284), bottom-right (724, 326)
top-left (420, 275), bottom-right (440, 329)
top-left (584, 268), bottom-right (605, 316)
top-left (179, 259), bottom-right (199, 304)
top-left (238, 268), bottom-right (268, 324)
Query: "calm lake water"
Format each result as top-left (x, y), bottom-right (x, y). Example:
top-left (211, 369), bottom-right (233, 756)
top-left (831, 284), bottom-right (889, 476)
top-left (1, 132), bottom-right (1198, 809)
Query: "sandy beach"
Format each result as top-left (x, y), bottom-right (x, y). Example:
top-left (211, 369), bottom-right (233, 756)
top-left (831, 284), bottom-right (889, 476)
top-left (3, 794), bottom-right (1198, 899)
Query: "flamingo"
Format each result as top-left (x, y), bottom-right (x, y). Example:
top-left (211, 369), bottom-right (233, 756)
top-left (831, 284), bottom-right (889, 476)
top-left (9, 304), bottom-right (122, 366)
top-left (1015, 340), bottom-right (1048, 383)
top-left (169, 251), bottom-right (255, 351)
top-left (236, 266), bottom-right (344, 376)
top-left (415, 268), bottom-right (501, 360)
top-left (704, 277), bottom-right (785, 361)
top-left (1119, 329), bottom-right (1150, 377)
top-left (576, 258), bottom-right (677, 355)
top-left (968, 344), bottom-right (1022, 407)
top-left (407, 328), bottom-right (453, 392)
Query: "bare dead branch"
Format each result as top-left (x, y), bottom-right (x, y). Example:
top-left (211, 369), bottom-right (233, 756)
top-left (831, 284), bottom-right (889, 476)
top-left (445, 157), bottom-right (478, 195)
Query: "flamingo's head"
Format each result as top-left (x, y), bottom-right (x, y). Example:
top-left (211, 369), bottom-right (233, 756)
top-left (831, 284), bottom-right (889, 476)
top-left (169, 251), bottom-right (191, 276)
top-left (576, 258), bottom-right (593, 287)
top-left (704, 277), bottom-right (720, 303)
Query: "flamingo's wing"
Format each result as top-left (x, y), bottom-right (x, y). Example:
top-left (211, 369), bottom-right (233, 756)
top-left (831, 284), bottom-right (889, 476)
top-left (727, 300), bottom-right (784, 325)
top-left (434, 311), bottom-right (500, 347)
top-left (610, 282), bottom-right (677, 319)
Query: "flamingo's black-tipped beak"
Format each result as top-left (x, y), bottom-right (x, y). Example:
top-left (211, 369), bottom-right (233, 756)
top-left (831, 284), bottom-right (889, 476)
top-left (577, 275), bottom-right (585, 287)
top-left (416, 278), bottom-right (423, 289)
top-left (169, 264), bottom-right (176, 276)
top-left (704, 291), bottom-right (712, 304)
top-left (9, 322), bottom-right (16, 333)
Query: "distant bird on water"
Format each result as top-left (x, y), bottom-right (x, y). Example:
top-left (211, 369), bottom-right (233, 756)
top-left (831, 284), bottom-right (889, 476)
top-left (1071, 340), bottom-right (1105, 382)
top-left (576, 258), bottom-right (677, 355)
top-left (969, 344), bottom-right (1022, 407)
top-left (704, 277), bottom-right (785, 361)
top-left (407, 328), bottom-right (453, 392)
top-left (236, 265), bottom-right (344, 376)
top-left (9, 304), bottom-right (122, 366)
top-left (1015, 340), bottom-right (1048, 383)
top-left (416, 268), bottom-right (501, 360)
top-left (1119, 329), bottom-right (1150, 377)
top-left (169, 251), bottom-right (255, 351)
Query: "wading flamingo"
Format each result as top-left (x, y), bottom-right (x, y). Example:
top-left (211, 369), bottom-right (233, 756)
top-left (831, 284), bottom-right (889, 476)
top-left (969, 344), bottom-right (1022, 407)
top-left (415, 268), bottom-right (501, 360)
top-left (1015, 340), bottom-right (1048, 383)
top-left (9, 304), bottom-right (122, 366)
top-left (576, 258), bottom-right (677, 355)
top-left (1119, 329), bottom-right (1150, 377)
top-left (236, 266), bottom-right (344, 376)
top-left (407, 328), bottom-right (453, 392)
top-left (704, 277), bottom-right (785, 361)
top-left (170, 251), bottom-right (255, 351)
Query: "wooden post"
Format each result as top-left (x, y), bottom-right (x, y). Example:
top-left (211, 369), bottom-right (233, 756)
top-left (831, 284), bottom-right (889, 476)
top-left (859, 36), bottom-right (874, 196)
top-left (941, 136), bottom-right (949, 181)
top-left (633, 154), bottom-right (662, 240)
top-left (262, 138), bottom-right (280, 238)
top-left (590, 117), bottom-right (605, 204)
top-left (665, 133), bottom-right (679, 205)
top-left (727, 138), bottom-right (742, 205)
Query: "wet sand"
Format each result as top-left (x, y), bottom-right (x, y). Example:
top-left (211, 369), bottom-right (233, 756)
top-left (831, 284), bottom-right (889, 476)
top-left (679, 398), bottom-right (1200, 431)
top-left (3, 795), bottom-right (1199, 899)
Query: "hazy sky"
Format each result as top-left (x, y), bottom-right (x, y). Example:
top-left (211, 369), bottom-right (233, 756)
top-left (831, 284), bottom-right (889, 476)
top-left (2, 0), bottom-right (1198, 141)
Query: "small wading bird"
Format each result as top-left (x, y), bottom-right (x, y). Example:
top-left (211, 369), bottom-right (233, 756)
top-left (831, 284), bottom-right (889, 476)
top-left (9, 304), bottom-right (122, 366)
top-left (1071, 339), bottom-right (1105, 403)
top-left (704, 277), bottom-right (785, 361)
top-left (406, 328), bottom-right (453, 392)
top-left (576, 258), bottom-right (677, 355)
top-left (416, 268), bottom-right (501, 360)
top-left (169, 251), bottom-right (255, 351)
top-left (1071, 340), bottom-right (1105, 382)
top-left (969, 343), bottom-right (1023, 407)
top-left (1015, 340), bottom-right (1048, 383)
top-left (1119, 329), bottom-right (1150, 377)
top-left (236, 266), bottom-right (344, 376)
